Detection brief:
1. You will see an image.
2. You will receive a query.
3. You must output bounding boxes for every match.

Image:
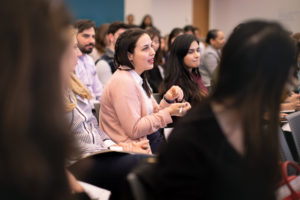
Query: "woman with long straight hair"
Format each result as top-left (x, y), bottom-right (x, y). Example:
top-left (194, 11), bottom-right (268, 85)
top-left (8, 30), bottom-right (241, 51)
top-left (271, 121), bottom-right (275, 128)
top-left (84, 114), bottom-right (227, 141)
top-left (0, 0), bottom-right (76, 199)
top-left (138, 20), bottom-right (298, 200)
top-left (160, 34), bottom-right (208, 106)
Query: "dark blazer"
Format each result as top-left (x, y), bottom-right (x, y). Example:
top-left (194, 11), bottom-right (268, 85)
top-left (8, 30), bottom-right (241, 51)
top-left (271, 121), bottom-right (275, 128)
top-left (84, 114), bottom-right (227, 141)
top-left (147, 65), bottom-right (163, 93)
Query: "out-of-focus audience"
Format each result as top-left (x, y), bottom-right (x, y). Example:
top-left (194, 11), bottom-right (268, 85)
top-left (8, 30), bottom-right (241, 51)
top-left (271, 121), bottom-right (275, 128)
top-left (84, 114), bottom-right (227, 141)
top-left (3, 1), bottom-right (300, 199)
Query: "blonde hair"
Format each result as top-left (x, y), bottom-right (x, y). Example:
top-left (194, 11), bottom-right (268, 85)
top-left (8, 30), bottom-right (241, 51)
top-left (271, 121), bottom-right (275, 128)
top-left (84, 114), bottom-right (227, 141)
top-left (64, 27), bottom-right (92, 112)
top-left (65, 74), bottom-right (92, 112)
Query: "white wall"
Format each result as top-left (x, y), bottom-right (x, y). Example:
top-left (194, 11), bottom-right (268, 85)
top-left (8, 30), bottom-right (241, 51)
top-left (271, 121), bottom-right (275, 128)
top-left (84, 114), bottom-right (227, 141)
top-left (124, 0), bottom-right (152, 27)
top-left (209, 0), bottom-right (300, 37)
top-left (124, 0), bottom-right (193, 36)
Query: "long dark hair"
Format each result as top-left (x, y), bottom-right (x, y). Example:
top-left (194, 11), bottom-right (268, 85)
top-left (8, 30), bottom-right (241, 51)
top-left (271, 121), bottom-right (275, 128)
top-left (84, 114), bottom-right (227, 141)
top-left (146, 27), bottom-right (163, 66)
top-left (212, 20), bottom-right (297, 199)
top-left (161, 34), bottom-right (206, 105)
top-left (168, 28), bottom-right (184, 51)
top-left (114, 28), bottom-right (152, 97)
top-left (0, 0), bottom-right (73, 199)
top-left (140, 14), bottom-right (153, 29)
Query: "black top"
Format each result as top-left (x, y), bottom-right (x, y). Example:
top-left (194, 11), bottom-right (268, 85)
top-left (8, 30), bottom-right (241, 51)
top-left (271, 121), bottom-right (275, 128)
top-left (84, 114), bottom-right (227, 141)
top-left (147, 65), bottom-right (163, 93)
top-left (137, 101), bottom-right (271, 200)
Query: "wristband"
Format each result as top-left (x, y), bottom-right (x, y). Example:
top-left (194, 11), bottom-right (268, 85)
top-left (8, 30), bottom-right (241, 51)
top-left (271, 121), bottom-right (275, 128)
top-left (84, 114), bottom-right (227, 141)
top-left (163, 96), bottom-right (175, 104)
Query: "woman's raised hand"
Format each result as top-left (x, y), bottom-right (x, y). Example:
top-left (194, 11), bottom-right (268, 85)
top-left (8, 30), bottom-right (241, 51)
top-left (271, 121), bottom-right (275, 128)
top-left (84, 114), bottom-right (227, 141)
top-left (167, 102), bottom-right (191, 117)
top-left (164, 85), bottom-right (184, 103)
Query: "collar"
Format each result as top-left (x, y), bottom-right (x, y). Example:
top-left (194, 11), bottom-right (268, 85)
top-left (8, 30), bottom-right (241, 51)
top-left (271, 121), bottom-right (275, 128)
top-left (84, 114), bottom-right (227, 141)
top-left (105, 47), bottom-right (114, 58)
top-left (129, 70), bottom-right (143, 86)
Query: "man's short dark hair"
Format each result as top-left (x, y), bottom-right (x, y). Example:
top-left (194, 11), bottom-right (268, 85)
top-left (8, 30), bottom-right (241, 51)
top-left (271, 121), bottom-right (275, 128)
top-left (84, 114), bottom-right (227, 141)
top-left (206, 29), bottom-right (219, 44)
top-left (183, 25), bottom-right (194, 33)
top-left (73, 19), bottom-right (95, 33)
top-left (107, 22), bottom-right (128, 35)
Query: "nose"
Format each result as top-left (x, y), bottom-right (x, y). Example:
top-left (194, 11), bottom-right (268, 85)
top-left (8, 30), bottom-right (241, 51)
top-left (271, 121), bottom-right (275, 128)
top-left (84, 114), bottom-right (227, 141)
top-left (194, 51), bottom-right (200, 58)
top-left (88, 36), bottom-right (95, 44)
top-left (150, 46), bottom-right (155, 56)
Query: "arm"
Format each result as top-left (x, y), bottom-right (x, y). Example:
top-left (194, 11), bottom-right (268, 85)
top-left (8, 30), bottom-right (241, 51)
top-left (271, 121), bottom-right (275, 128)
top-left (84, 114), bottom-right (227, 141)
top-left (91, 67), bottom-right (103, 101)
top-left (95, 60), bottom-right (113, 86)
top-left (202, 52), bottom-right (218, 77)
top-left (111, 78), bottom-right (172, 140)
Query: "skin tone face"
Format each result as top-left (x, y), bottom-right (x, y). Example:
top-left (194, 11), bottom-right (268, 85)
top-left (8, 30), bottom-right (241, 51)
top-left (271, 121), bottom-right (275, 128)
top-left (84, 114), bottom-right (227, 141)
top-left (127, 15), bottom-right (134, 25)
top-left (194, 29), bottom-right (201, 40)
top-left (183, 41), bottom-right (200, 72)
top-left (128, 34), bottom-right (155, 75)
top-left (211, 31), bottom-right (225, 50)
top-left (77, 27), bottom-right (95, 54)
top-left (144, 16), bottom-right (152, 26)
top-left (152, 35), bottom-right (160, 52)
top-left (61, 33), bottom-right (82, 88)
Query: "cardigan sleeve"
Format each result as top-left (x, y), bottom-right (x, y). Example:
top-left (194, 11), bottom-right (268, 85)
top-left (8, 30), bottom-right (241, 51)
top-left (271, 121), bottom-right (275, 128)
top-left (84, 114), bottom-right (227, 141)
top-left (110, 76), bottom-right (172, 140)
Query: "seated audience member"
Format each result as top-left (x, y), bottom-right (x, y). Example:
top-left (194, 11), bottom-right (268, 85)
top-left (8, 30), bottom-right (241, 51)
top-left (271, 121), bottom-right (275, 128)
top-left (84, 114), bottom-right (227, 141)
top-left (160, 34), bottom-right (208, 106)
top-left (126, 14), bottom-right (135, 25)
top-left (137, 20), bottom-right (298, 199)
top-left (73, 20), bottom-right (103, 105)
top-left (140, 14), bottom-right (154, 29)
top-left (192, 26), bottom-right (206, 53)
top-left (90, 23), bottom-right (110, 62)
top-left (199, 29), bottom-right (225, 88)
top-left (146, 28), bottom-right (164, 93)
top-left (183, 25), bottom-right (194, 35)
top-left (64, 27), bottom-right (150, 200)
top-left (0, 0), bottom-right (87, 199)
top-left (164, 28), bottom-right (184, 65)
top-left (167, 28), bottom-right (184, 51)
top-left (95, 22), bottom-right (128, 86)
top-left (99, 29), bottom-right (191, 153)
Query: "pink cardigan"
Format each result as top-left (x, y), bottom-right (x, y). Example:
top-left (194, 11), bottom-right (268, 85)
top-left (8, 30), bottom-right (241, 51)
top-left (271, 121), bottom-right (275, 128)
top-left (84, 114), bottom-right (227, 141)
top-left (99, 69), bottom-right (172, 145)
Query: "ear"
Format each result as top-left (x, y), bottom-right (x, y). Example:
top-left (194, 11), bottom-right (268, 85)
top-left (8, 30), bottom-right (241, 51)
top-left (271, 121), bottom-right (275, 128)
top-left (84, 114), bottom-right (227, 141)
top-left (128, 52), bottom-right (133, 62)
top-left (108, 33), bottom-right (114, 43)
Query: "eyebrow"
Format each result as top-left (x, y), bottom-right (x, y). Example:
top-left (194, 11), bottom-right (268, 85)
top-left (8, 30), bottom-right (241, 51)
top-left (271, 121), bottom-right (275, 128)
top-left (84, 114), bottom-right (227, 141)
top-left (142, 44), bottom-right (151, 48)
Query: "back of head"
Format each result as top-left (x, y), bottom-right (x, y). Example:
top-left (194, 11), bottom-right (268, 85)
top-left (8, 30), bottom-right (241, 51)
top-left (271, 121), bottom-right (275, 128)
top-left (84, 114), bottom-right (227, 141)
top-left (212, 20), bottom-right (297, 198)
top-left (73, 19), bottom-right (95, 33)
top-left (183, 25), bottom-right (194, 33)
top-left (168, 28), bottom-right (184, 50)
top-left (145, 27), bottom-right (160, 40)
top-left (0, 0), bottom-right (72, 199)
top-left (95, 23), bottom-right (110, 52)
top-left (107, 21), bottom-right (128, 35)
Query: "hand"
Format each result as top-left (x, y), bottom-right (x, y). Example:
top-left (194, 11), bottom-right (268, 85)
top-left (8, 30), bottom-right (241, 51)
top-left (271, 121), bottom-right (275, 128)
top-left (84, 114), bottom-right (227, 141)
top-left (164, 85), bottom-right (184, 102)
top-left (285, 92), bottom-right (300, 103)
top-left (167, 102), bottom-right (191, 117)
top-left (119, 140), bottom-right (151, 154)
top-left (66, 170), bottom-right (84, 194)
top-left (280, 113), bottom-right (288, 122)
